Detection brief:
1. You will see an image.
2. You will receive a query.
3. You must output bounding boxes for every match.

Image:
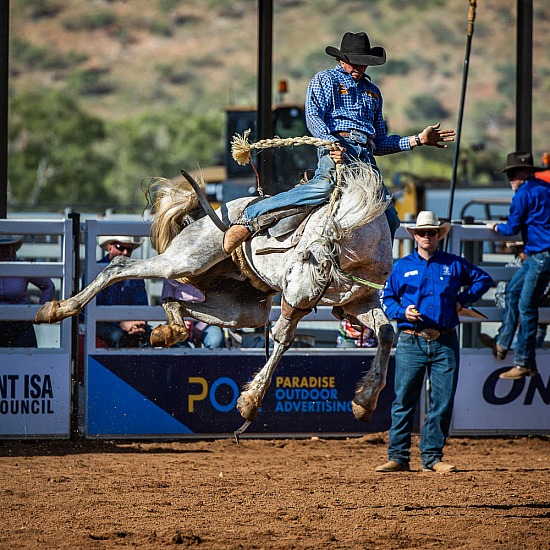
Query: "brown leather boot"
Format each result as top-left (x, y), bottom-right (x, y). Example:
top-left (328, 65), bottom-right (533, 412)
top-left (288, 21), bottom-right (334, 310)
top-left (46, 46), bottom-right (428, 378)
top-left (479, 333), bottom-right (507, 359)
top-left (423, 461), bottom-right (457, 473)
top-left (499, 366), bottom-right (539, 379)
top-left (223, 225), bottom-right (252, 254)
top-left (375, 460), bottom-right (410, 472)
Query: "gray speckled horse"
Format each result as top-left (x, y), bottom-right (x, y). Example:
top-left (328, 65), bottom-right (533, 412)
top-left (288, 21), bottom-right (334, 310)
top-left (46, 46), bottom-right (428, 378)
top-left (35, 162), bottom-right (394, 428)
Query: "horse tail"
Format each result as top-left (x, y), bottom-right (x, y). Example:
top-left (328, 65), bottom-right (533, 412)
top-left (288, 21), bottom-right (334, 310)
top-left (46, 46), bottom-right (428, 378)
top-left (147, 175), bottom-right (206, 254)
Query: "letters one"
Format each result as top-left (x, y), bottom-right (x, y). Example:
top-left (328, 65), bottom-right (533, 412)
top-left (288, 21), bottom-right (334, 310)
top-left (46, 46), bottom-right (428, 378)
top-left (482, 369), bottom-right (550, 405)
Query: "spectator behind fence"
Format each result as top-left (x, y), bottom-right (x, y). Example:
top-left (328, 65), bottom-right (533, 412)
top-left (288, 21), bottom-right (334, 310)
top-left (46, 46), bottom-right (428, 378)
top-left (0, 234), bottom-right (55, 347)
top-left (161, 279), bottom-right (225, 349)
top-left (87, 236), bottom-right (152, 348)
top-left (377, 211), bottom-right (493, 474)
top-left (486, 151), bottom-right (550, 379)
top-left (336, 319), bottom-right (378, 348)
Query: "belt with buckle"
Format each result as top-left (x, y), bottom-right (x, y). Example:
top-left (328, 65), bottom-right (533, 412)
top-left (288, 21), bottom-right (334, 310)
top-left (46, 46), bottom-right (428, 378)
top-left (402, 328), bottom-right (455, 342)
top-left (334, 129), bottom-right (369, 146)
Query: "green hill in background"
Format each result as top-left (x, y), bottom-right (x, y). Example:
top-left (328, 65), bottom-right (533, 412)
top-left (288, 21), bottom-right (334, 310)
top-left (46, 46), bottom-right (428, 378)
top-left (7, 0), bottom-right (550, 211)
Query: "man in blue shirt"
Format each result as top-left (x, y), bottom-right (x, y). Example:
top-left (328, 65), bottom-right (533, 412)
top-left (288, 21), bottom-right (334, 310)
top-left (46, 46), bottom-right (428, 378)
top-left (93, 236), bottom-right (152, 348)
top-left (486, 151), bottom-right (550, 379)
top-left (223, 31), bottom-right (456, 254)
top-left (377, 211), bottom-right (493, 473)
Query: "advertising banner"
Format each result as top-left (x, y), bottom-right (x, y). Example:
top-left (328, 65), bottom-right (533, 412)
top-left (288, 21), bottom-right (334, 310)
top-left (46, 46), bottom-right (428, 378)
top-left (0, 354), bottom-right (72, 437)
top-left (85, 352), bottom-right (397, 438)
top-left (451, 351), bottom-right (550, 434)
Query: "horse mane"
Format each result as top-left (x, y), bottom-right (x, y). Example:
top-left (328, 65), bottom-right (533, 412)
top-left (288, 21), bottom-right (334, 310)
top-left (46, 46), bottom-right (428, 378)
top-left (305, 161), bottom-right (390, 289)
top-left (334, 161), bottom-right (389, 232)
top-left (147, 175), bottom-right (206, 254)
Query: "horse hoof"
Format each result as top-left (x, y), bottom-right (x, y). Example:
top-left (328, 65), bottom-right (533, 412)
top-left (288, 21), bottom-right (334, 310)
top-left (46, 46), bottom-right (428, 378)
top-left (150, 324), bottom-right (188, 347)
top-left (35, 301), bottom-right (61, 324)
top-left (236, 393), bottom-right (259, 422)
top-left (351, 400), bottom-right (372, 422)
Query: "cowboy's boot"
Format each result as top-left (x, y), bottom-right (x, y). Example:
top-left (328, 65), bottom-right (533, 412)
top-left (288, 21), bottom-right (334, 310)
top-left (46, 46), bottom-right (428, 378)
top-left (223, 224), bottom-right (252, 254)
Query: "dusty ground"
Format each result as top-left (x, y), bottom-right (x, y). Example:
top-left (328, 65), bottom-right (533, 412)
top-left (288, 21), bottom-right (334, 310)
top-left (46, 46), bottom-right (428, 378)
top-left (0, 434), bottom-right (548, 549)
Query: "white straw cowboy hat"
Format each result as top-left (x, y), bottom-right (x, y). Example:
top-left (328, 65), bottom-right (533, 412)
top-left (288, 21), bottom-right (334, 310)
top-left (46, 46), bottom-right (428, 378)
top-left (406, 211), bottom-right (451, 241)
top-left (98, 235), bottom-right (144, 250)
top-left (325, 32), bottom-right (386, 66)
top-left (0, 234), bottom-right (24, 251)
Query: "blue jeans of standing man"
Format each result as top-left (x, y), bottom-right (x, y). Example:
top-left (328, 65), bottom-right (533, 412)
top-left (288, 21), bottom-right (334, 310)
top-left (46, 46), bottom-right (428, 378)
top-left (496, 266), bottom-right (523, 351)
top-left (387, 331), bottom-right (460, 469)
top-left (202, 325), bottom-right (225, 349)
top-left (242, 138), bottom-right (400, 239)
top-left (498, 251), bottom-right (550, 369)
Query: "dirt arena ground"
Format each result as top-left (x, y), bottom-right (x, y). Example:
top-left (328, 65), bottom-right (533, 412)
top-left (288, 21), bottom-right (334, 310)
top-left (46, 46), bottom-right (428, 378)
top-left (0, 434), bottom-right (548, 549)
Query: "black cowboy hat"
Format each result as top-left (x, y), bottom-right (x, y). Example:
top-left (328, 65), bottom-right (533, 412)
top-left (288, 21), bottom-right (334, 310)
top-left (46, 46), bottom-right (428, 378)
top-left (326, 32), bottom-right (386, 66)
top-left (498, 151), bottom-right (544, 173)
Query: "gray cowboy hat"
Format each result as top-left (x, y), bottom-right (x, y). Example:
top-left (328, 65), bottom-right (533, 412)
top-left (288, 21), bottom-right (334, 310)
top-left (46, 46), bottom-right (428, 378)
top-left (406, 211), bottom-right (451, 241)
top-left (326, 32), bottom-right (386, 66)
top-left (0, 234), bottom-right (24, 251)
top-left (98, 235), bottom-right (144, 250)
top-left (498, 151), bottom-right (544, 173)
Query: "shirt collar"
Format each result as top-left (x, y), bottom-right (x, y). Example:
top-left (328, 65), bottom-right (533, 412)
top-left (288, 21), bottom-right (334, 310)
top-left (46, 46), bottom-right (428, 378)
top-left (333, 64), bottom-right (371, 82)
top-left (413, 247), bottom-right (440, 262)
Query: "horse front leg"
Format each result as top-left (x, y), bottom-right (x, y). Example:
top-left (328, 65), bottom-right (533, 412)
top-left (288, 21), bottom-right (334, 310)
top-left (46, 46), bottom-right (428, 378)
top-left (236, 301), bottom-right (309, 422)
top-left (339, 301), bottom-right (395, 422)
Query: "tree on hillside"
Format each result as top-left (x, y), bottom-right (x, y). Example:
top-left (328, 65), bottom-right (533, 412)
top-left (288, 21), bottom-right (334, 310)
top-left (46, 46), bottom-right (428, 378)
top-left (405, 95), bottom-right (449, 125)
top-left (102, 107), bottom-right (224, 206)
top-left (8, 90), bottom-right (117, 211)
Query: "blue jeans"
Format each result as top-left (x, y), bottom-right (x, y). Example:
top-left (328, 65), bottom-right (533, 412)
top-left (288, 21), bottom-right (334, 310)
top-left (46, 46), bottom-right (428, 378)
top-left (496, 267), bottom-right (523, 351)
top-left (388, 331), bottom-right (460, 469)
top-left (498, 252), bottom-right (550, 369)
top-left (202, 325), bottom-right (225, 349)
top-left (242, 138), bottom-right (400, 239)
top-left (172, 325), bottom-right (226, 349)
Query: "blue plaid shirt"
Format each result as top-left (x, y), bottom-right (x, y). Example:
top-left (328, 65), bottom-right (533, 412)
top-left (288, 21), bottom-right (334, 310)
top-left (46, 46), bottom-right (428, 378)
top-left (305, 64), bottom-right (410, 155)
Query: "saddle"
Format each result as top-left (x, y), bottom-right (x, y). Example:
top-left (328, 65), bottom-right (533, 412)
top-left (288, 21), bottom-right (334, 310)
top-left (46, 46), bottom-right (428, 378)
top-left (225, 202), bottom-right (320, 294)
top-left (252, 204), bottom-right (317, 255)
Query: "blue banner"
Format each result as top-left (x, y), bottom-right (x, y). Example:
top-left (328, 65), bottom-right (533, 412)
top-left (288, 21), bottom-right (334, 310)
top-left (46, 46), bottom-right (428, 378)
top-left (86, 352), bottom-right (398, 437)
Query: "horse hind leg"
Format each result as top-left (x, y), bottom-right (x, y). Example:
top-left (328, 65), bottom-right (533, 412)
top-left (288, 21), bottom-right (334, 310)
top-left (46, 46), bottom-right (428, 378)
top-left (35, 261), bottom-right (132, 323)
top-left (336, 302), bottom-right (395, 422)
top-left (150, 300), bottom-right (189, 347)
top-left (35, 255), bottom-right (174, 324)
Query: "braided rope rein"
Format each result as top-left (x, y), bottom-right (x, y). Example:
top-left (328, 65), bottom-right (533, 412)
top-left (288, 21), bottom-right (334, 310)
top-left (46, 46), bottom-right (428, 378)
top-left (231, 130), bottom-right (339, 166)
